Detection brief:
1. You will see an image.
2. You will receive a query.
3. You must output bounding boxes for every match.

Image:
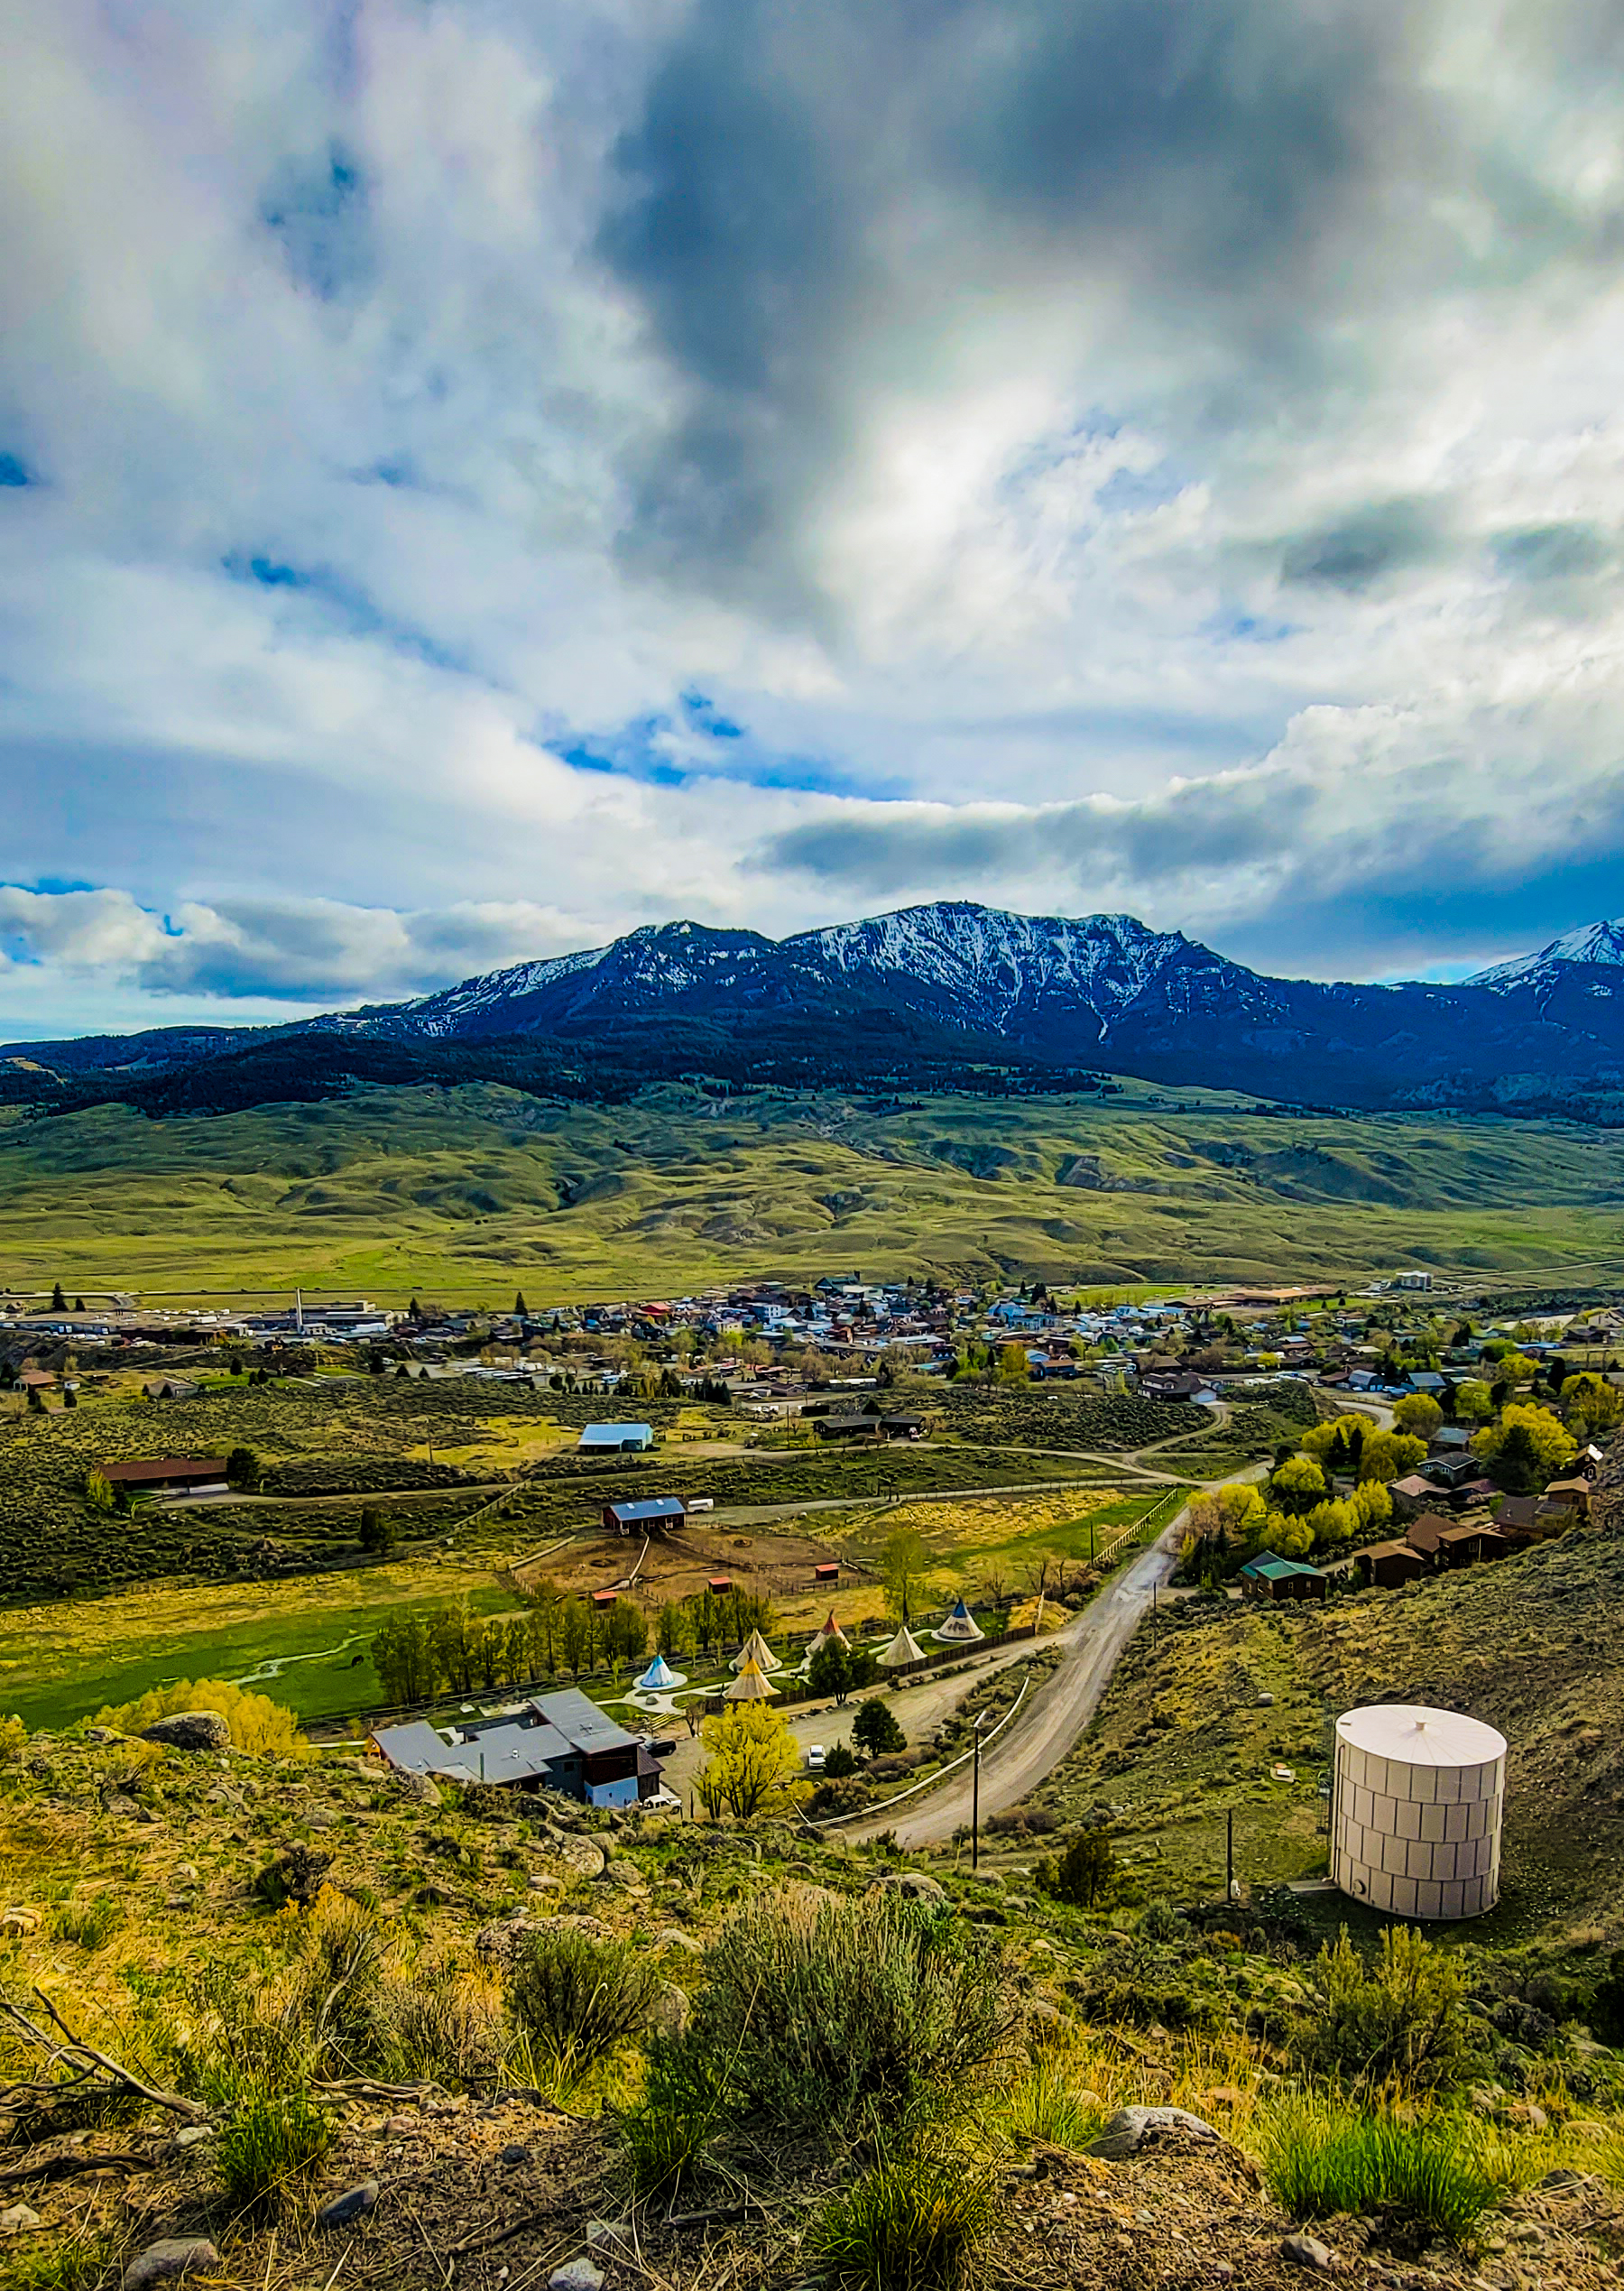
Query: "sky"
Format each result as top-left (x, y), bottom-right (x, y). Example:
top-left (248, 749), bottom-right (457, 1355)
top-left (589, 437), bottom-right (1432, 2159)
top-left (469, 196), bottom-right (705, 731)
top-left (5, 0), bottom-right (1624, 1038)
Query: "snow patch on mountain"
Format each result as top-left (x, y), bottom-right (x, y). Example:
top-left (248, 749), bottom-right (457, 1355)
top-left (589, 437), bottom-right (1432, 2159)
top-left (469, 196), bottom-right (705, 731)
top-left (1469, 919), bottom-right (1624, 992)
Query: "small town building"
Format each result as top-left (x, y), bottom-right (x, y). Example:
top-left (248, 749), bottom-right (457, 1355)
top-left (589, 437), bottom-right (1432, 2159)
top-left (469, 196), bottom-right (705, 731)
top-left (369, 1687), bottom-right (662, 1808)
top-left (1238, 1551), bottom-right (1327, 1602)
top-left (100, 1456), bottom-right (230, 1497)
top-left (602, 1496), bottom-right (687, 1536)
top-left (577, 1422), bottom-right (655, 1453)
top-left (1358, 1539), bottom-right (1429, 1589)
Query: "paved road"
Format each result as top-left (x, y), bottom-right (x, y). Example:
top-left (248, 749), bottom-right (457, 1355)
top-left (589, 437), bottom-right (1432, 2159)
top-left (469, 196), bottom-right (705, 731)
top-left (845, 1521), bottom-right (1185, 1847)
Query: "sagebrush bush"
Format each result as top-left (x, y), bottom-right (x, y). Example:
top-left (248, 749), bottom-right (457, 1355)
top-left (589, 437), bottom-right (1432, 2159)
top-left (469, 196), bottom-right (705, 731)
top-left (50, 1893), bottom-right (123, 1951)
top-left (648, 1890), bottom-right (1016, 2147)
top-left (812, 2148), bottom-right (1000, 2291)
top-left (217, 2088), bottom-right (333, 2220)
top-left (507, 1926), bottom-right (659, 2073)
top-left (1304, 1927), bottom-right (1468, 2089)
top-left (1256, 2093), bottom-right (1510, 2239)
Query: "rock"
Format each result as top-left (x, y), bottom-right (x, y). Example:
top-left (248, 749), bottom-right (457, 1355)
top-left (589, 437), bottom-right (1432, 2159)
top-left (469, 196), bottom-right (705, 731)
top-left (1084, 2106), bottom-right (1219, 2161)
top-left (392, 1770), bottom-right (442, 1807)
top-left (500, 2143), bottom-right (534, 2166)
top-left (865, 1871), bottom-right (946, 1904)
top-left (1, 2203), bottom-right (41, 2233)
top-left (171, 2124), bottom-right (214, 2150)
top-left (599, 1858), bottom-right (641, 1889)
top-left (654, 1927), bottom-right (704, 1954)
top-left (123, 2237), bottom-right (222, 2288)
top-left (475, 1913), bottom-right (611, 1967)
top-left (534, 1833), bottom-right (606, 1883)
top-left (105, 1796), bottom-right (141, 1820)
top-left (1281, 2231), bottom-right (1337, 2270)
top-left (549, 2262), bottom-right (604, 2291)
top-left (527, 1874), bottom-right (561, 1892)
top-left (173, 1862), bottom-right (200, 1885)
top-left (586, 2220), bottom-right (634, 2253)
top-left (305, 1810), bottom-right (338, 1832)
top-left (141, 1712), bottom-right (231, 1753)
top-left (649, 1982), bottom-right (691, 2038)
top-left (316, 2180), bottom-right (379, 2230)
top-left (0, 1907), bottom-right (40, 1936)
top-left (384, 2113), bottom-right (418, 2136)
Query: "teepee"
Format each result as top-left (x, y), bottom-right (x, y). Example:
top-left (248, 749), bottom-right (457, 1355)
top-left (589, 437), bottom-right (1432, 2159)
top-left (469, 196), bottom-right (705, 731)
top-left (732, 1628), bottom-right (782, 1674)
top-left (633, 1652), bottom-right (683, 1693)
top-left (878, 1623), bottom-right (926, 1670)
top-left (933, 1597), bottom-right (984, 1645)
top-left (723, 1655), bottom-right (780, 1701)
top-left (805, 1609), bottom-right (850, 1659)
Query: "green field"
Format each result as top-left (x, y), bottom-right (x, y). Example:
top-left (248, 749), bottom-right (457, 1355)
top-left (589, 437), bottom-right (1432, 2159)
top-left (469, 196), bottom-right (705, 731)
top-left (4, 1078), bottom-right (1624, 1300)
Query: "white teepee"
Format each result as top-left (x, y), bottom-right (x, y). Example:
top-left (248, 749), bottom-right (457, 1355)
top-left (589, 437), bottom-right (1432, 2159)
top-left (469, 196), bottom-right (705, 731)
top-left (733, 1628), bottom-right (782, 1674)
top-left (878, 1623), bottom-right (926, 1669)
top-left (634, 1652), bottom-right (683, 1693)
top-left (805, 1609), bottom-right (850, 1658)
top-left (933, 1596), bottom-right (984, 1644)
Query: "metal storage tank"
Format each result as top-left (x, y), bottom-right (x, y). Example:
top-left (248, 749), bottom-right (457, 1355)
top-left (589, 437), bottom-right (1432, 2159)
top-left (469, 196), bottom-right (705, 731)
top-left (1332, 1704), bottom-right (1506, 1920)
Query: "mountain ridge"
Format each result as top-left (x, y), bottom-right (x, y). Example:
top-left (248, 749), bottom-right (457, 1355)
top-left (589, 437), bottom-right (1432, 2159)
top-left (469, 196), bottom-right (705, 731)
top-left (9, 898), bottom-right (1624, 1118)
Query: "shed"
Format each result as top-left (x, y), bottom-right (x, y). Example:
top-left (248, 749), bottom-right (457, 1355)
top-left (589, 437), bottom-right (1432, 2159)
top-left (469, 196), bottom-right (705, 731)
top-left (590, 1587), bottom-right (619, 1608)
top-left (603, 1496), bottom-right (687, 1536)
top-left (578, 1422), bottom-right (655, 1453)
top-left (812, 1561), bottom-right (840, 1584)
top-left (100, 1456), bottom-right (230, 1496)
top-left (707, 1575), bottom-right (733, 1594)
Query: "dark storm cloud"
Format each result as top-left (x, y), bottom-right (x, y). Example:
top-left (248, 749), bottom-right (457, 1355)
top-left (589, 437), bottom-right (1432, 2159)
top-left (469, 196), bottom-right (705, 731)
top-left (599, 0), bottom-right (1449, 607)
top-left (1490, 522), bottom-right (1613, 581)
top-left (1279, 498), bottom-right (1444, 593)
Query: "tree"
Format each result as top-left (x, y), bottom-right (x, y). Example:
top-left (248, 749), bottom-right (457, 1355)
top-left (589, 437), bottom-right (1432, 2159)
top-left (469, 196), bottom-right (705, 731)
top-left (84, 1468), bottom-right (114, 1514)
top-left (695, 1704), bottom-right (807, 1820)
top-left (62, 1385), bottom-right (77, 1409)
top-left (94, 1678), bottom-right (309, 1760)
top-left (1269, 1455), bottom-right (1327, 1513)
top-left (514, 1291), bottom-right (530, 1317)
top-left (1050, 1824), bottom-right (1116, 1908)
top-left (996, 1343), bottom-right (1029, 1385)
top-left (1562, 1373), bottom-right (1623, 1440)
top-left (881, 1529), bottom-right (931, 1621)
top-left (372, 1612), bottom-right (436, 1704)
top-left (1473, 1401), bottom-right (1577, 1486)
top-left (807, 1639), bottom-right (854, 1704)
top-left (226, 1446), bottom-right (262, 1492)
top-left (73, 1297), bottom-right (86, 1313)
top-left (1394, 1392), bottom-right (1444, 1439)
top-left (1454, 1379), bottom-right (1494, 1424)
top-left (852, 1697), bottom-right (906, 1759)
top-left (358, 1505), bottom-right (399, 1558)
top-left (822, 1740), bottom-right (860, 1778)
top-left (51, 1282), bottom-right (65, 1312)
top-left (556, 1596), bottom-right (590, 1680)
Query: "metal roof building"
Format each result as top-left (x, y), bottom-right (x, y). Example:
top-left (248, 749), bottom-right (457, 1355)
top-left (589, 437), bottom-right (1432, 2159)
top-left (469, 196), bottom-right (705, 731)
top-left (577, 1422), bottom-right (655, 1451)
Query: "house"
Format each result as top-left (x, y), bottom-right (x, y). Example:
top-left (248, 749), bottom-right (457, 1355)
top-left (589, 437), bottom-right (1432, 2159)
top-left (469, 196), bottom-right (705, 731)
top-left (577, 1422), bottom-right (655, 1453)
top-left (100, 1456), bottom-right (231, 1498)
top-left (602, 1496), bottom-right (687, 1536)
top-left (1403, 1510), bottom-right (1454, 1563)
top-left (1541, 1477), bottom-right (1591, 1519)
top-left (1238, 1552), bottom-right (1327, 1602)
top-left (1435, 1521), bottom-right (1509, 1567)
top-left (1387, 1473), bottom-right (1449, 1519)
top-left (368, 1688), bottom-right (663, 1808)
top-left (1428, 1426), bottom-right (1472, 1455)
top-left (1358, 1539), bottom-right (1429, 1589)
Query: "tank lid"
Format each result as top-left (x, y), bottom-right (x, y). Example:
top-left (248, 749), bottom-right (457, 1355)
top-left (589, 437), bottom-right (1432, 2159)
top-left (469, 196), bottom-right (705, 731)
top-left (1336, 1704), bottom-right (1506, 1767)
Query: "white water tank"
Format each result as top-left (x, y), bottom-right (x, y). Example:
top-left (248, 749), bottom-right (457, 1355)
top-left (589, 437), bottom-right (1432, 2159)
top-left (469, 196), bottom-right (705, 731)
top-left (1332, 1704), bottom-right (1506, 1921)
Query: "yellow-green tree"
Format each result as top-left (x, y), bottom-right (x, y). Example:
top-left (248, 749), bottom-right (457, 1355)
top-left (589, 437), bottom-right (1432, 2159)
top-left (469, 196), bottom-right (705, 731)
top-left (1453, 1380), bottom-right (1494, 1424)
top-left (696, 1704), bottom-right (808, 1821)
top-left (1473, 1403), bottom-right (1576, 1481)
top-left (1393, 1392), bottom-right (1443, 1439)
top-left (1562, 1374), bottom-right (1623, 1441)
top-left (1270, 1455), bottom-right (1327, 1512)
top-left (94, 1678), bottom-right (309, 1760)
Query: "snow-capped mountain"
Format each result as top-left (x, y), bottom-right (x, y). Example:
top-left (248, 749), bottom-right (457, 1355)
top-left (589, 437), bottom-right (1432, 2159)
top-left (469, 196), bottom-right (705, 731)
top-left (1470, 919), bottom-right (1624, 997)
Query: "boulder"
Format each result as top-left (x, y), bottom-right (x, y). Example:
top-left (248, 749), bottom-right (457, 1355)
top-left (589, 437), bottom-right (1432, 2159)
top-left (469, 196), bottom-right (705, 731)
top-left (0, 2203), bottom-right (41, 2233)
top-left (123, 2238), bottom-right (222, 2289)
top-left (316, 2179), bottom-right (379, 2230)
top-left (865, 1871), bottom-right (946, 1905)
top-left (141, 1713), bottom-right (230, 1753)
top-left (549, 2263), bottom-right (604, 2291)
top-left (475, 1913), bottom-right (611, 1967)
top-left (534, 1833), bottom-right (606, 1883)
top-left (654, 1927), bottom-right (704, 1955)
top-left (1280, 2231), bottom-right (1337, 2270)
top-left (0, 1908), bottom-right (40, 1937)
top-left (392, 1771), bottom-right (442, 1808)
top-left (649, 1982), bottom-right (691, 2038)
top-left (1084, 2106), bottom-right (1219, 2161)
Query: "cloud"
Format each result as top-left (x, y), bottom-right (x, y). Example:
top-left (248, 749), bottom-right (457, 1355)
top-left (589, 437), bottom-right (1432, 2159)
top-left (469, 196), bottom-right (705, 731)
top-left (0, 886), bottom-right (588, 1004)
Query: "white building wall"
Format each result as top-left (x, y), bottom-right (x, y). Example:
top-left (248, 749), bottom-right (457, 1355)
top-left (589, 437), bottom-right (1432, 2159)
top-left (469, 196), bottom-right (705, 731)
top-left (1332, 1718), bottom-right (1505, 1920)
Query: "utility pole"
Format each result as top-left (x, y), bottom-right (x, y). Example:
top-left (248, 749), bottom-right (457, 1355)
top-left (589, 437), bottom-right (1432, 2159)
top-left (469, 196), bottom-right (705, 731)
top-left (1226, 1808), bottom-right (1235, 1903)
top-left (971, 1710), bottom-right (990, 1871)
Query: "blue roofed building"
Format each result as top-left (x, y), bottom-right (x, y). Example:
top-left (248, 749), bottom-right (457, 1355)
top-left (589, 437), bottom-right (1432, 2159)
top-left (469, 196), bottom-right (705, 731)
top-left (368, 1686), bottom-right (665, 1807)
top-left (577, 1421), bottom-right (655, 1452)
top-left (603, 1495), bottom-right (687, 1534)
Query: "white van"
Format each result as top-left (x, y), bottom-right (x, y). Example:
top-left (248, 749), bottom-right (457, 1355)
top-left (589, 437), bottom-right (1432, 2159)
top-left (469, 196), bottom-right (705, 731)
top-left (805, 1745), bottom-right (826, 1774)
top-left (688, 1497), bottom-right (715, 1512)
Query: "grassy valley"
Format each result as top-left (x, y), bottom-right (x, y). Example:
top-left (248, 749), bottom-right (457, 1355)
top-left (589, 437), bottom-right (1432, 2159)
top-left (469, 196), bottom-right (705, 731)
top-left (4, 1079), bottom-right (1624, 1299)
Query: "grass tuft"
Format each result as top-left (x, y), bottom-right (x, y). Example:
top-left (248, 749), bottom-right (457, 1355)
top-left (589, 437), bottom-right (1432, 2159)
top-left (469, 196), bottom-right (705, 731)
top-left (1255, 2092), bottom-right (1511, 2240)
top-left (216, 2088), bottom-right (334, 2221)
top-left (812, 2149), bottom-right (1001, 2291)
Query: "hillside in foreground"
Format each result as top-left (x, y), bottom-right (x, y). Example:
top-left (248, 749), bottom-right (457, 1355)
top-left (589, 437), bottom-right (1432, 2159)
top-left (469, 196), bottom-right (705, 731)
top-left (3, 1708), bottom-right (1624, 2291)
top-left (4, 1079), bottom-right (1624, 1298)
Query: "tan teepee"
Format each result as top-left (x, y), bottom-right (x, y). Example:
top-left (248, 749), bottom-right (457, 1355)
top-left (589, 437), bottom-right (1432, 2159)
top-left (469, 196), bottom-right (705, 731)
top-left (805, 1609), bottom-right (850, 1658)
top-left (732, 1627), bottom-right (783, 1674)
top-left (723, 1655), bottom-right (780, 1701)
top-left (878, 1623), bottom-right (926, 1670)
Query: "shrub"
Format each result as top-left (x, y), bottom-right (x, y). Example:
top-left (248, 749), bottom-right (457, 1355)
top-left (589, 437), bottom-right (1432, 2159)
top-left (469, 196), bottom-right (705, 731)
top-left (51, 1892), bottom-right (124, 1951)
top-left (812, 2148), bottom-right (1000, 2291)
top-left (217, 2088), bottom-right (333, 2220)
top-left (618, 2046), bottom-right (725, 2200)
top-left (1047, 1825), bottom-right (1116, 1908)
top-left (1256, 2094), bottom-right (1509, 2240)
top-left (507, 1926), bottom-right (659, 2073)
top-left (93, 1677), bottom-right (308, 1759)
top-left (651, 1890), bottom-right (1015, 2147)
top-left (5, 2228), bottom-right (115, 2290)
top-left (823, 1741), bottom-right (860, 1779)
top-left (995, 2057), bottom-right (1105, 2150)
top-left (1303, 1927), bottom-right (1467, 2090)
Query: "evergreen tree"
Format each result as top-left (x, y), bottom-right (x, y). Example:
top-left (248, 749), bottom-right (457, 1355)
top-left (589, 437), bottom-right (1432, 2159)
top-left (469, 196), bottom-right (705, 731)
top-left (51, 1282), bottom-right (65, 1312)
top-left (515, 1291), bottom-right (530, 1317)
top-left (852, 1697), bottom-right (906, 1759)
top-left (807, 1639), bottom-right (854, 1704)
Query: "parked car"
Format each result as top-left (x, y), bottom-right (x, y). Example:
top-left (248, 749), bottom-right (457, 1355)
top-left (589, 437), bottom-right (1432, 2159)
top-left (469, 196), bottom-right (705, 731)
top-left (644, 1788), bottom-right (682, 1813)
top-left (805, 1745), bottom-right (826, 1773)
